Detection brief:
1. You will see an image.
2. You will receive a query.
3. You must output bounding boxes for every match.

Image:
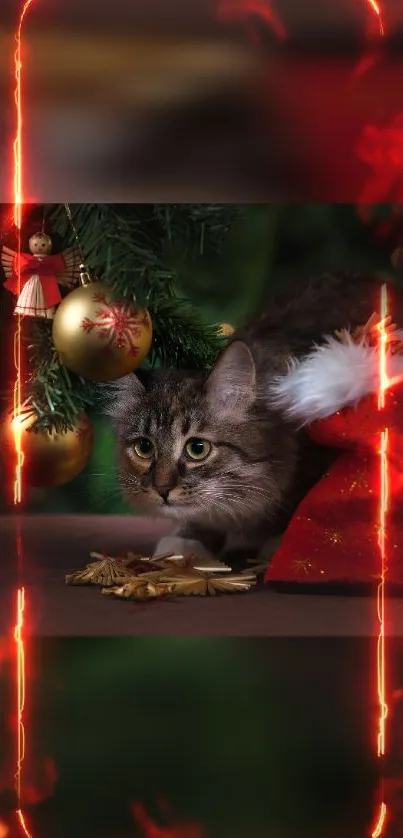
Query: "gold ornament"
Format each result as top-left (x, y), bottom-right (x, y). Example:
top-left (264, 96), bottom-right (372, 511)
top-left (217, 323), bottom-right (234, 337)
top-left (52, 275), bottom-right (153, 381)
top-left (66, 551), bottom-right (257, 601)
top-left (1, 411), bottom-right (94, 487)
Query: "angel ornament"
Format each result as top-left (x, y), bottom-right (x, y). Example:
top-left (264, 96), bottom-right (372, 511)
top-left (2, 232), bottom-right (81, 319)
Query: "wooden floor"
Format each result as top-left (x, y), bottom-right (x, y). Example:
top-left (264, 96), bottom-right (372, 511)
top-left (1, 515), bottom-right (403, 636)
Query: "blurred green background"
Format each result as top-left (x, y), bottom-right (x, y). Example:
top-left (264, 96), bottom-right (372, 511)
top-left (0, 637), bottom-right (383, 838)
top-left (1, 203), bottom-right (401, 514)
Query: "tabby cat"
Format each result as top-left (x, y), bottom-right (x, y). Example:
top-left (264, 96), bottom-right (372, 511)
top-left (107, 273), bottom-right (403, 561)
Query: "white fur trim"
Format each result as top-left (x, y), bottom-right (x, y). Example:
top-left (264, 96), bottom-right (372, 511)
top-left (269, 334), bottom-right (403, 424)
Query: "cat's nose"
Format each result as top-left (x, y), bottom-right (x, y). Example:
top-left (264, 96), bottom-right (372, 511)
top-left (156, 486), bottom-right (171, 502)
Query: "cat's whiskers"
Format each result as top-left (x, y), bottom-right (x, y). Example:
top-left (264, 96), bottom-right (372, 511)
top-left (202, 498), bottom-right (239, 526)
top-left (214, 481), bottom-right (273, 498)
top-left (201, 485), bottom-right (281, 526)
top-left (197, 490), bottom-right (250, 525)
top-left (93, 491), bottom-right (128, 510)
top-left (209, 482), bottom-right (276, 508)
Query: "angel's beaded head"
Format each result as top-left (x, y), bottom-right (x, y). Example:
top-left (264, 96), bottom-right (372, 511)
top-left (29, 232), bottom-right (52, 256)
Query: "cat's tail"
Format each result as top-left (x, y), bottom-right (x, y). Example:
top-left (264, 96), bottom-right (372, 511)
top-left (252, 273), bottom-right (403, 350)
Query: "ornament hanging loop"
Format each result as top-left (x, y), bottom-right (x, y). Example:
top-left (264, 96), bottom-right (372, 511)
top-left (64, 204), bottom-right (95, 286)
top-left (78, 265), bottom-right (93, 287)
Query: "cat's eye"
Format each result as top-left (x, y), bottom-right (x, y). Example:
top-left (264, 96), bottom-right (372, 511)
top-left (133, 437), bottom-right (154, 459)
top-left (184, 438), bottom-right (212, 461)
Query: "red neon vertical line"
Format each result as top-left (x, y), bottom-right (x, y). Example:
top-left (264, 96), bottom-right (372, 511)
top-left (14, 0), bottom-right (35, 229)
top-left (12, 5), bottom-right (36, 838)
top-left (13, 589), bottom-right (33, 838)
top-left (364, 0), bottom-right (385, 36)
top-left (377, 285), bottom-right (389, 413)
top-left (376, 427), bottom-right (388, 760)
top-left (13, 276), bottom-right (24, 506)
top-left (14, 588), bottom-right (26, 804)
top-left (13, 0), bottom-right (35, 506)
top-left (371, 284), bottom-right (389, 838)
top-left (372, 802), bottom-right (387, 838)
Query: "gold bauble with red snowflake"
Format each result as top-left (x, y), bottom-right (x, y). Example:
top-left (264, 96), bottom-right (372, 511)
top-left (1, 411), bottom-right (94, 487)
top-left (52, 280), bottom-right (153, 380)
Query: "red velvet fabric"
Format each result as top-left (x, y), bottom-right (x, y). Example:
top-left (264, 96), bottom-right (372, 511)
top-left (4, 252), bottom-right (66, 307)
top-left (264, 383), bottom-right (403, 585)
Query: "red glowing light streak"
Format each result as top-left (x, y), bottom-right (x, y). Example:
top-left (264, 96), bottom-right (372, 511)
top-left (13, 0), bottom-right (36, 504)
top-left (371, 285), bottom-right (389, 838)
top-left (131, 802), bottom-right (206, 838)
top-left (14, 589), bottom-right (33, 838)
top-left (16, 809), bottom-right (32, 838)
top-left (376, 426), bottom-right (388, 758)
top-left (216, 0), bottom-right (287, 41)
top-left (12, 0), bottom-right (36, 505)
top-left (13, 332), bottom-right (24, 505)
top-left (12, 5), bottom-right (36, 837)
top-left (365, 0), bottom-right (385, 36)
top-left (372, 801), bottom-right (387, 838)
top-left (14, 0), bottom-right (34, 229)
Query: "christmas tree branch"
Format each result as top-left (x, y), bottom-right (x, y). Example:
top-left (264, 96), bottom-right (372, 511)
top-left (149, 297), bottom-right (225, 369)
top-left (19, 204), bottom-right (238, 430)
top-left (24, 320), bottom-right (95, 433)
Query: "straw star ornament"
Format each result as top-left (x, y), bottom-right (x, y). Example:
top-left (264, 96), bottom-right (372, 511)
top-left (66, 551), bottom-right (257, 600)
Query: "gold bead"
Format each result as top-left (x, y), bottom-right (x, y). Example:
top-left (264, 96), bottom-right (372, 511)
top-left (217, 323), bottom-right (234, 338)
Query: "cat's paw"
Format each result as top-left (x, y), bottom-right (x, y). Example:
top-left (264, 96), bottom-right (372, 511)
top-left (152, 535), bottom-right (216, 563)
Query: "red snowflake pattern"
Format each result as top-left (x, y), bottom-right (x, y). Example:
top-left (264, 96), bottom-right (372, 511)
top-left (80, 292), bottom-right (150, 357)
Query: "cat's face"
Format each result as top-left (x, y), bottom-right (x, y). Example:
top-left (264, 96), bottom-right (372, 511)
top-left (108, 342), bottom-right (296, 531)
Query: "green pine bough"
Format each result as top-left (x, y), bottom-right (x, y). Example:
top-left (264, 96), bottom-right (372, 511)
top-left (22, 204), bottom-right (240, 433)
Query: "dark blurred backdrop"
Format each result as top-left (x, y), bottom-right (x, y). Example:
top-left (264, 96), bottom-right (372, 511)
top-left (1, 1), bottom-right (403, 202)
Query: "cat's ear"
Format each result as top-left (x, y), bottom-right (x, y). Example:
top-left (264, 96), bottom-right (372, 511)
top-left (100, 374), bottom-right (145, 429)
top-left (204, 341), bottom-right (256, 416)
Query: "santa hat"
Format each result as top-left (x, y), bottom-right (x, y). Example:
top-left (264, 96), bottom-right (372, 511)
top-left (269, 331), bottom-right (403, 425)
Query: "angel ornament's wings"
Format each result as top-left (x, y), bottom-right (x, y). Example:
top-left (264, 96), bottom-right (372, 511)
top-left (57, 246), bottom-right (82, 288)
top-left (1, 244), bottom-right (82, 290)
top-left (1, 245), bottom-right (17, 280)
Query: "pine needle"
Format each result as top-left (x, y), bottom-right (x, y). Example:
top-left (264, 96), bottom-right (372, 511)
top-left (17, 204), bottom-right (239, 431)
